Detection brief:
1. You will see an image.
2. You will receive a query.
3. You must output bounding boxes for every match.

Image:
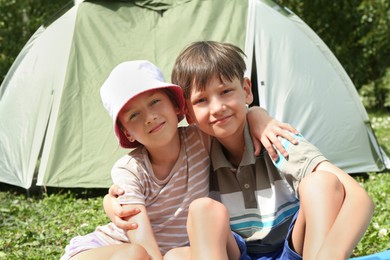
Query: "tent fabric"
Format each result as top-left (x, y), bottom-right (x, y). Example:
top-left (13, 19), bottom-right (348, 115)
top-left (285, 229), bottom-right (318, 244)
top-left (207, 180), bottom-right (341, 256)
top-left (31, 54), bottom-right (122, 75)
top-left (0, 6), bottom-right (78, 189)
top-left (249, 0), bottom-right (389, 173)
top-left (0, 0), bottom-right (388, 189)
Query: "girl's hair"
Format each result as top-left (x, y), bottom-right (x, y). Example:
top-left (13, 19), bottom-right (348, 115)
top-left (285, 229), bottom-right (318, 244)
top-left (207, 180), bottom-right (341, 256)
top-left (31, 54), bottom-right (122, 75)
top-left (171, 41), bottom-right (246, 99)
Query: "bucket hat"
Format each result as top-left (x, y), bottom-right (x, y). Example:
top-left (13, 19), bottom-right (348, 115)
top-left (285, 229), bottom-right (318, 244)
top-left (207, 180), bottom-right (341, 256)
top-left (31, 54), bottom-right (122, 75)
top-left (100, 60), bottom-right (185, 148)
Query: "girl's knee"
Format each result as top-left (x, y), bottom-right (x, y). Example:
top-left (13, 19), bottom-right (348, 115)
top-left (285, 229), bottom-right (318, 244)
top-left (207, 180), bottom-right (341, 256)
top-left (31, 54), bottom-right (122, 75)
top-left (111, 244), bottom-right (149, 260)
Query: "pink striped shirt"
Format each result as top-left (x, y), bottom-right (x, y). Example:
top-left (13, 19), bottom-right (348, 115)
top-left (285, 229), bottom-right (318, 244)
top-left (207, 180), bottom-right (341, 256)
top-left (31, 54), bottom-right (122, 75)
top-left (111, 125), bottom-right (210, 254)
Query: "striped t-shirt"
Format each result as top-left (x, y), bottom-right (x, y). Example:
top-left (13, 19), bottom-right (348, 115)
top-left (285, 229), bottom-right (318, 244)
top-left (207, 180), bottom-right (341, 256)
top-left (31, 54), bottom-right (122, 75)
top-left (209, 123), bottom-right (326, 254)
top-left (100, 125), bottom-right (210, 254)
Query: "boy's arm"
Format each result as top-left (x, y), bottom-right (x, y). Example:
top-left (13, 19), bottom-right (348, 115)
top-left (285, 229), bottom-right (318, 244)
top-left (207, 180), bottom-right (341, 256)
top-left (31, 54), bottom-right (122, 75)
top-left (123, 204), bottom-right (162, 260)
top-left (315, 162), bottom-right (375, 259)
top-left (247, 106), bottom-right (298, 160)
top-left (103, 184), bottom-right (140, 230)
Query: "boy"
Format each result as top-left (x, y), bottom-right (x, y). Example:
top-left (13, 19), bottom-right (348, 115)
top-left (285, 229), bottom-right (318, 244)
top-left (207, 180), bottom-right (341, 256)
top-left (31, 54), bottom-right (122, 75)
top-left (171, 41), bottom-right (374, 259)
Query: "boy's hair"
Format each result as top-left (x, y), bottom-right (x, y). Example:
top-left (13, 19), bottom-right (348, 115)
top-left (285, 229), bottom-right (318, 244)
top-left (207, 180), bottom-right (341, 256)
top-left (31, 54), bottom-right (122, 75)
top-left (171, 41), bottom-right (247, 99)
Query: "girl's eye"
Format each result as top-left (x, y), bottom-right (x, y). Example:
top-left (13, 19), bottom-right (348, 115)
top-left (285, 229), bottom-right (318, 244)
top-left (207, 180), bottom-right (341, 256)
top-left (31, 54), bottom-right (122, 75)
top-left (151, 99), bottom-right (160, 105)
top-left (129, 112), bottom-right (139, 120)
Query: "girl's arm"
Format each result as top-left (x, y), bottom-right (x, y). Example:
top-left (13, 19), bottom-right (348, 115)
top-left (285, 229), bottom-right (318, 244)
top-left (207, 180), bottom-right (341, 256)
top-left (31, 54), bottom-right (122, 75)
top-left (122, 204), bottom-right (163, 260)
top-left (247, 106), bottom-right (298, 160)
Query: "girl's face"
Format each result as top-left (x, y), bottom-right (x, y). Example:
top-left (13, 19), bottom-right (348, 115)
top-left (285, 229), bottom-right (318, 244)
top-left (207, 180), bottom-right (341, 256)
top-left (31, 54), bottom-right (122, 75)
top-left (118, 89), bottom-right (181, 149)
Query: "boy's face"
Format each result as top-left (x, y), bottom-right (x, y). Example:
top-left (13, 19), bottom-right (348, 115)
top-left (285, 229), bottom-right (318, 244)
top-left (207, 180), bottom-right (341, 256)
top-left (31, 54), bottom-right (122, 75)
top-left (186, 75), bottom-right (253, 141)
top-left (118, 89), bottom-right (181, 149)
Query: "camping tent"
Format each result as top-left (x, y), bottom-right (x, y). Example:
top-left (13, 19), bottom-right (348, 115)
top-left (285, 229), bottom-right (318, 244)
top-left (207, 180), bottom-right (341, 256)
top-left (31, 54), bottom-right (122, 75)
top-left (0, 0), bottom-right (389, 190)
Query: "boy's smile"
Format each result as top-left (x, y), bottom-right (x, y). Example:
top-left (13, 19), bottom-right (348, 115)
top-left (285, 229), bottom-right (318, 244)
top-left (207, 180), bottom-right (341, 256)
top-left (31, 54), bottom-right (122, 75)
top-left (210, 114), bottom-right (233, 126)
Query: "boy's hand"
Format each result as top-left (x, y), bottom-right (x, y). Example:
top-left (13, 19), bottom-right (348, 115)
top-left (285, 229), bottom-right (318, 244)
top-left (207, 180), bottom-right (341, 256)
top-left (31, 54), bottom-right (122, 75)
top-left (247, 107), bottom-right (298, 160)
top-left (103, 184), bottom-right (141, 231)
top-left (253, 120), bottom-right (298, 160)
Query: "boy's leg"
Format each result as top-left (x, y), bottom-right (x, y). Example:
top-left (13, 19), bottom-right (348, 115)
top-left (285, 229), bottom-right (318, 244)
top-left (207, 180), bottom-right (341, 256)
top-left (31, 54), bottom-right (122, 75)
top-left (186, 198), bottom-right (241, 260)
top-left (291, 171), bottom-right (345, 259)
top-left (164, 247), bottom-right (191, 260)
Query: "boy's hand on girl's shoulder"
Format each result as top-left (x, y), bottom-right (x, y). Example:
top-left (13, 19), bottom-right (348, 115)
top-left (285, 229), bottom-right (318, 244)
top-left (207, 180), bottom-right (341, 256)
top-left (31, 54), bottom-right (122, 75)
top-left (252, 120), bottom-right (299, 161)
top-left (105, 184), bottom-right (141, 231)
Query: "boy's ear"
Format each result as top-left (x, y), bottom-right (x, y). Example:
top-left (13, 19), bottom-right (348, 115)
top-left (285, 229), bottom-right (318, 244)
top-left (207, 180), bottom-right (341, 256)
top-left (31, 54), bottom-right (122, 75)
top-left (184, 106), bottom-right (195, 125)
top-left (243, 77), bottom-right (254, 105)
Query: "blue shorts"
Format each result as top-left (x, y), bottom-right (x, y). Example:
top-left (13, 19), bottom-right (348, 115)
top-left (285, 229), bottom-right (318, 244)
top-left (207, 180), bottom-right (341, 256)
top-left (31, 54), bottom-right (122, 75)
top-left (233, 210), bottom-right (302, 260)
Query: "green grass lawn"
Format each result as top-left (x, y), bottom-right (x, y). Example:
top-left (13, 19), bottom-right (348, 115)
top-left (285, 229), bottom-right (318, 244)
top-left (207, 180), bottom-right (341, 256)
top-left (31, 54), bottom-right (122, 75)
top-left (0, 112), bottom-right (389, 259)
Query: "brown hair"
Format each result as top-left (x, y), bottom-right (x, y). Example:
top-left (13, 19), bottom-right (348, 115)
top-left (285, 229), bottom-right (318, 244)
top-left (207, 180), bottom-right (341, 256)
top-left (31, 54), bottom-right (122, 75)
top-left (171, 41), bottom-right (246, 99)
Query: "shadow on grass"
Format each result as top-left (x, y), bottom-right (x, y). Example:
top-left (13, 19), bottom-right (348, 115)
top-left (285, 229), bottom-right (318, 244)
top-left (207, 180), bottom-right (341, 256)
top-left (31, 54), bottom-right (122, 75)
top-left (0, 182), bottom-right (107, 199)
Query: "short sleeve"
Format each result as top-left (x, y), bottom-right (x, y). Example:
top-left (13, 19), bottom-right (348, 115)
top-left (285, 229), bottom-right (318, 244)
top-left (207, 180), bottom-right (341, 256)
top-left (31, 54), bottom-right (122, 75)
top-left (111, 155), bottom-right (146, 205)
top-left (273, 133), bottom-right (327, 192)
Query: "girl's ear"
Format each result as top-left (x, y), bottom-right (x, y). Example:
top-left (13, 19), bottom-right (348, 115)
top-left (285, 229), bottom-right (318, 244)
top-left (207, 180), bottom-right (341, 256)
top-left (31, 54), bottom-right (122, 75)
top-left (124, 130), bottom-right (135, 143)
top-left (175, 105), bottom-right (182, 117)
top-left (243, 77), bottom-right (254, 105)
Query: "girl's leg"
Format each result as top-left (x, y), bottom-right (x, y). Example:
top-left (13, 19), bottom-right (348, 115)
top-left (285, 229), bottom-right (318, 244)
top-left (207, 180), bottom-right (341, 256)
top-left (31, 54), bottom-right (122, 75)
top-left (71, 244), bottom-right (149, 260)
top-left (186, 198), bottom-right (241, 260)
top-left (291, 171), bottom-right (345, 259)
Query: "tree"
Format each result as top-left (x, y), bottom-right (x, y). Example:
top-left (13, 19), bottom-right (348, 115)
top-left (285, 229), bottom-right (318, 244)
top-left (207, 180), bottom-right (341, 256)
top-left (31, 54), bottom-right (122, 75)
top-left (277, 0), bottom-right (390, 110)
top-left (0, 0), bottom-right (71, 83)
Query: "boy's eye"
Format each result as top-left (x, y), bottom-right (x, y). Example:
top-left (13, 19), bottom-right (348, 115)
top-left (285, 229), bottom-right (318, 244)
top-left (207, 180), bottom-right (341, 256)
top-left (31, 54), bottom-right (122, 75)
top-left (193, 97), bottom-right (206, 105)
top-left (222, 89), bottom-right (233, 95)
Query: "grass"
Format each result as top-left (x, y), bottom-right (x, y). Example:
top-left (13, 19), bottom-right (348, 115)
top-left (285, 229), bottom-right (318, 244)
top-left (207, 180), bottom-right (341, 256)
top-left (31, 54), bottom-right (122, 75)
top-left (0, 113), bottom-right (389, 259)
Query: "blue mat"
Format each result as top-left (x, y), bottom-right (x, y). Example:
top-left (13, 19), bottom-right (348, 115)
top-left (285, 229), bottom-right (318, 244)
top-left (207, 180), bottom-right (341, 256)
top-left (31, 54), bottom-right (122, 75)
top-left (349, 250), bottom-right (390, 260)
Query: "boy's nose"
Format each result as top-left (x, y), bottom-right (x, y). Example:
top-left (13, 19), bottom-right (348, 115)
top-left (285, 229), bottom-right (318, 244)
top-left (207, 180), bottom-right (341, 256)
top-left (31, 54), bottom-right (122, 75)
top-left (209, 96), bottom-right (224, 114)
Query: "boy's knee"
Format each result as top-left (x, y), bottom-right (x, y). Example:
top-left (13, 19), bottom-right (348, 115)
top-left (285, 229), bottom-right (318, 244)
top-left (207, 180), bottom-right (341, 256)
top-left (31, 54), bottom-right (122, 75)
top-left (164, 247), bottom-right (190, 260)
top-left (188, 198), bottom-right (228, 219)
top-left (299, 171), bottom-right (344, 199)
top-left (189, 197), bottom-right (219, 211)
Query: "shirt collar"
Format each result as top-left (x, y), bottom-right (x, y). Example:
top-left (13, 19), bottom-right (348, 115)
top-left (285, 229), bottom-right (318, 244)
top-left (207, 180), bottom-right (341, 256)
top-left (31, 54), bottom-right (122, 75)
top-left (211, 122), bottom-right (256, 170)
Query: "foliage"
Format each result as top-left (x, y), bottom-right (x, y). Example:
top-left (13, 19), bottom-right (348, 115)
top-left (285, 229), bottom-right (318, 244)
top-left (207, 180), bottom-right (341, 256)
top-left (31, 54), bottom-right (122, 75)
top-left (276, 0), bottom-right (390, 111)
top-left (353, 173), bottom-right (390, 256)
top-left (351, 112), bottom-right (390, 255)
top-left (359, 68), bottom-right (390, 111)
top-left (0, 190), bottom-right (108, 259)
top-left (0, 0), bottom-right (71, 83)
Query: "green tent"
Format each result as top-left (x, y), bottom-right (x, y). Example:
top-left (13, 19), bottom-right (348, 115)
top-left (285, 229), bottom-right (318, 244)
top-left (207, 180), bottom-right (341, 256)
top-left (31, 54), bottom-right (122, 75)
top-left (0, 0), bottom-right (388, 189)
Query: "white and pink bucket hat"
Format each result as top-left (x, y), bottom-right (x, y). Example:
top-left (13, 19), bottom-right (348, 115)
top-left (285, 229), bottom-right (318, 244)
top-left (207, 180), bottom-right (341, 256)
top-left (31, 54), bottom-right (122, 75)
top-left (100, 60), bottom-right (185, 148)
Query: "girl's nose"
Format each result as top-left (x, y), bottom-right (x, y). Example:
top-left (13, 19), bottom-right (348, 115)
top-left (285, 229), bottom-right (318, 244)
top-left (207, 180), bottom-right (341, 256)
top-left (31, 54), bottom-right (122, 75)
top-left (145, 110), bottom-right (157, 125)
